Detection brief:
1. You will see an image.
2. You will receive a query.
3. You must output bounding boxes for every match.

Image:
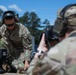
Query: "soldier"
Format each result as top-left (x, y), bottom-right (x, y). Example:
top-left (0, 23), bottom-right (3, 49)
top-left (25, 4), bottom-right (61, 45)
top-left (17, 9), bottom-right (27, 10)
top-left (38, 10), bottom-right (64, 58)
top-left (32, 4), bottom-right (76, 75)
top-left (0, 10), bottom-right (32, 73)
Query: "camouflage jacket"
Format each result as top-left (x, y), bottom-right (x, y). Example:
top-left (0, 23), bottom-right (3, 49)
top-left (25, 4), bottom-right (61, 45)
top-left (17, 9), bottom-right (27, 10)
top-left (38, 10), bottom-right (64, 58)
top-left (0, 23), bottom-right (32, 65)
top-left (31, 31), bottom-right (76, 75)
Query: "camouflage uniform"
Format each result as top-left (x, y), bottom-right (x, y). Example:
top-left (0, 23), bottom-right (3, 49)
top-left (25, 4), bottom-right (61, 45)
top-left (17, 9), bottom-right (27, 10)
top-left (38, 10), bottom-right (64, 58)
top-left (0, 23), bottom-right (32, 69)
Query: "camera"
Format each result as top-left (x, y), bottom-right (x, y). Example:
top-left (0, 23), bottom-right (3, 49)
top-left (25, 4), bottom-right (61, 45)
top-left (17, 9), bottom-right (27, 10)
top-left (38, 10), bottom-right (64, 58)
top-left (40, 25), bottom-right (53, 48)
top-left (39, 25), bottom-right (59, 49)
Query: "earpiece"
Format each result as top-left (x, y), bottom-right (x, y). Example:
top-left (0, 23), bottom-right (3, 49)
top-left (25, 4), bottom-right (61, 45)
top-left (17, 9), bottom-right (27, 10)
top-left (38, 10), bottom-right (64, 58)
top-left (13, 11), bottom-right (19, 22)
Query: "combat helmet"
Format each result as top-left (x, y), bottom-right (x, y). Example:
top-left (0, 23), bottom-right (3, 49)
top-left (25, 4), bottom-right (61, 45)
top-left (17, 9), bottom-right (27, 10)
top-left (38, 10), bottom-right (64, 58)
top-left (60, 4), bottom-right (76, 25)
top-left (57, 8), bottom-right (63, 19)
top-left (64, 6), bottom-right (76, 26)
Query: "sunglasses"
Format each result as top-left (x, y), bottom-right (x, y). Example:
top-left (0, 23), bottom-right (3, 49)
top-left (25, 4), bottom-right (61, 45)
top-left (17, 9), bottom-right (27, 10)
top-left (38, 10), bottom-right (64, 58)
top-left (6, 23), bottom-right (15, 27)
top-left (4, 16), bottom-right (14, 20)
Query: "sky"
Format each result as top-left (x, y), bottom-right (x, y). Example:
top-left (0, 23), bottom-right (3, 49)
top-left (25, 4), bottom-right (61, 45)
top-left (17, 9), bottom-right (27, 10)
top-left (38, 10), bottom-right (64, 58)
top-left (0, 0), bottom-right (76, 24)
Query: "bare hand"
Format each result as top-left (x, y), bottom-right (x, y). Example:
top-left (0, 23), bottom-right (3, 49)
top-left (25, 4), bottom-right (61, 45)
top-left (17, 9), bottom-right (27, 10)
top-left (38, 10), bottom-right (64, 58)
top-left (24, 60), bottom-right (29, 70)
top-left (37, 33), bottom-right (48, 52)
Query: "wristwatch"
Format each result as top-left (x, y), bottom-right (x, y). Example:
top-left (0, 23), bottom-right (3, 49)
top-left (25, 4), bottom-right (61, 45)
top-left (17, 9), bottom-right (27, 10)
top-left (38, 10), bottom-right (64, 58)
top-left (36, 50), bottom-right (46, 58)
top-left (37, 50), bottom-right (45, 55)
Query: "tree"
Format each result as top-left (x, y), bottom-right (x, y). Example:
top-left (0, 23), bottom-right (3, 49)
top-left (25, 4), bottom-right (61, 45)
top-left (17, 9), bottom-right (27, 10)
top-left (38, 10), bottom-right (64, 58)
top-left (0, 9), bottom-right (4, 26)
top-left (19, 11), bottom-right (43, 44)
top-left (43, 19), bottom-right (50, 26)
top-left (0, 9), bottom-right (3, 17)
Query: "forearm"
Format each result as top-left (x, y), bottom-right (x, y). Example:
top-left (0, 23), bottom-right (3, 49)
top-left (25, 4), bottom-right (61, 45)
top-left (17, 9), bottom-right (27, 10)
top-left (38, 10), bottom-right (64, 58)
top-left (24, 49), bottom-right (32, 62)
top-left (22, 33), bottom-right (32, 62)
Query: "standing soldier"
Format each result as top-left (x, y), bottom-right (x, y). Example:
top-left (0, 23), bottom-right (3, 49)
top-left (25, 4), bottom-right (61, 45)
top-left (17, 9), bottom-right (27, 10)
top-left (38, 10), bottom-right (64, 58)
top-left (0, 10), bottom-right (32, 73)
top-left (32, 4), bottom-right (76, 75)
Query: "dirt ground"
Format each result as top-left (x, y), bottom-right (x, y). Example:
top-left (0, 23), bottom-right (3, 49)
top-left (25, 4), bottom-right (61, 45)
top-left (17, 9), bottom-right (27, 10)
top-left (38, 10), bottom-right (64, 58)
top-left (2, 73), bottom-right (25, 75)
